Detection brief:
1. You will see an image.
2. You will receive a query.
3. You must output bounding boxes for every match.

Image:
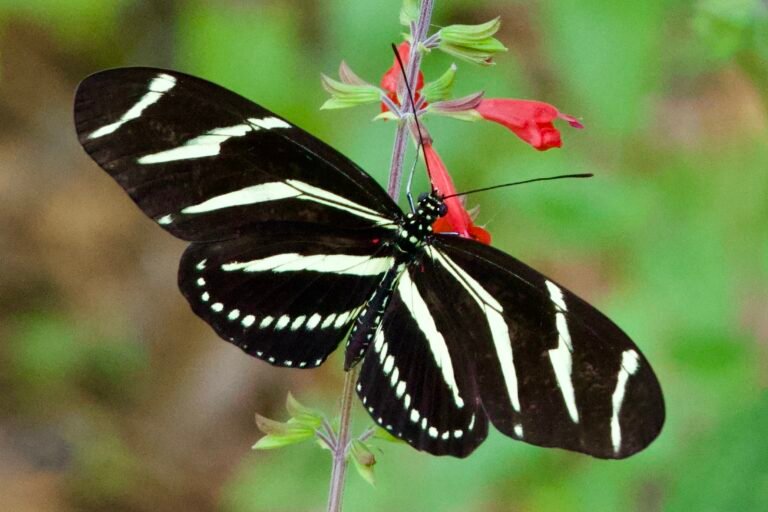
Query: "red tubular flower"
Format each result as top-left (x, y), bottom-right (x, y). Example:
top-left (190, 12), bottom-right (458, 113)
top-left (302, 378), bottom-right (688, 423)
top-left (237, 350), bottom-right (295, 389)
top-left (423, 143), bottom-right (491, 244)
top-left (380, 42), bottom-right (424, 112)
top-left (475, 99), bottom-right (583, 151)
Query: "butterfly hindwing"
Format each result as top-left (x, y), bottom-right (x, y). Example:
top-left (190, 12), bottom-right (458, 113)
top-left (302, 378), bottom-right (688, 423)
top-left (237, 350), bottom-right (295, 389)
top-left (74, 67), bottom-right (400, 242)
top-left (179, 222), bottom-right (395, 368)
top-left (356, 262), bottom-right (488, 457)
top-left (430, 236), bottom-right (665, 459)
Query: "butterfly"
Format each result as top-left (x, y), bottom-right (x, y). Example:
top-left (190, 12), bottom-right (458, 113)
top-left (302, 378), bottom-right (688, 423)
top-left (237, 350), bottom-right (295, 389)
top-left (74, 67), bottom-right (664, 459)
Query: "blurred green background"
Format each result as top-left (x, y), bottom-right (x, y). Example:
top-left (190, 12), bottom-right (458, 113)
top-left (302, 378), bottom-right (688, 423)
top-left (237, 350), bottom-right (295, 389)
top-left (0, 0), bottom-right (766, 511)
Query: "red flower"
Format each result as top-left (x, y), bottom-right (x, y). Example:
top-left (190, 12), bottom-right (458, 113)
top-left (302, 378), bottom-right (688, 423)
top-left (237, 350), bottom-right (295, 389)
top-left (380, 42), bottom-right (424, 112)
top-left (476, 99), bottom-right (583, 151)
top-left (423, 143), bottom-right (491, 244)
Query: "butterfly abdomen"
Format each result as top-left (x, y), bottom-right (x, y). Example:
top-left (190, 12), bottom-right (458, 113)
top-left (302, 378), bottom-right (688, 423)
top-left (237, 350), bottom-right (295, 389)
top-left (344, 261), bottom-right (406, 369)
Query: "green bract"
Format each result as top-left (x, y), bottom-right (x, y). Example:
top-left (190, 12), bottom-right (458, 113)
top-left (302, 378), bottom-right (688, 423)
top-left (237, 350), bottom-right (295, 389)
top-left (320, 74), bottom-right (381, 110)
top-left (421, 63), bottom-right (457, 102)
top-left (438, 17), bottom-right (507, 65)
top-left (252, 393), bottom-right (325, 450)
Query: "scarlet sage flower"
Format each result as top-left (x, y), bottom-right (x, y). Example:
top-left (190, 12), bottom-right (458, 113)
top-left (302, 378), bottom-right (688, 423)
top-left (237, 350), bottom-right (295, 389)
top-left (376, 45), bottom-right (580, 242)
top-left (380, 42), bottom-right (424, 112)
top-left (423, 143), bottom-right (491, 244)
top-left (475, 99), bottom-right (583, 151)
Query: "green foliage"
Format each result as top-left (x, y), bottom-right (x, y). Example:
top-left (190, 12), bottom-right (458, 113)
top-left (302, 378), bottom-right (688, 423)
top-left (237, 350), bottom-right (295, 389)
top-left (694, 0), bottom-right (768, 61)
top-left (253, 393), bottom-right (325, 450)
top-left (6, 314), bottom-right (147, 414)
top-left (666, 393), bottom-right (768, 511)
top-left (66, 425), bottom-right (143, 511)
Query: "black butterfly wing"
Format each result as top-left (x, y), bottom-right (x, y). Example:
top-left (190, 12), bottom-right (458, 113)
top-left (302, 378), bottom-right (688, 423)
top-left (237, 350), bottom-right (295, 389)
top-left (179, 222), bottom-right (395, 367)
top-left (356, 262), bottom-right (489, 457)
top-left (74, 67), bottom-right (400, 242)
top-left (428, 236), bottom-right (665, 459)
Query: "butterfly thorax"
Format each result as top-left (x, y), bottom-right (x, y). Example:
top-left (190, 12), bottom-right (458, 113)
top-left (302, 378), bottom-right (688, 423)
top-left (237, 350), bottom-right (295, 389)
top-left (393, 193), bottom-right (446, 255)
top-left (344, 193), bottom-right (447, 369)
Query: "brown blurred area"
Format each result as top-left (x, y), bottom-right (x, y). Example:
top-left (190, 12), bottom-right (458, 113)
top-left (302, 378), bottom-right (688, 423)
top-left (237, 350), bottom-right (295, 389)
top-left (0, 18), bottom-right (342, 512)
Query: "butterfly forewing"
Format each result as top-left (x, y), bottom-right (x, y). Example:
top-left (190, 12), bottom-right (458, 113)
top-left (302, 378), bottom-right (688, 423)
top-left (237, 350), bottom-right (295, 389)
top-left (179, 222), bottom-right (395, 367)
top-left (431, 236), bottom-right (665, 458)
top-left (74, 67), bottom-right (400, 242)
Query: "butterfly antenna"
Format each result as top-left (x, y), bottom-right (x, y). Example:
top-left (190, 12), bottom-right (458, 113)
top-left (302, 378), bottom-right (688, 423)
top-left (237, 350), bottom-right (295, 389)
top-left (391, 43), bottom-right (433, 205)
top-left (443, 173), bottom-right (594, 199)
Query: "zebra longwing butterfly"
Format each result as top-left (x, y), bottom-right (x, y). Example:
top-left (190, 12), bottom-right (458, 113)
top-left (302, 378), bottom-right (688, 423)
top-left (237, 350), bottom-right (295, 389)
top-left (74, 67), bottom-right (664, 459)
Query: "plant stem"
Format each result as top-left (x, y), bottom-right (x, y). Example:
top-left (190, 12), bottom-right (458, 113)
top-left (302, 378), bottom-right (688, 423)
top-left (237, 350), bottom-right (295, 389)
top-left (326, 366), bottom-right (359, 512)
top-left (327, 3), bottom-right (436, 511)
top-left (386, 0), bottom-right (436, 199)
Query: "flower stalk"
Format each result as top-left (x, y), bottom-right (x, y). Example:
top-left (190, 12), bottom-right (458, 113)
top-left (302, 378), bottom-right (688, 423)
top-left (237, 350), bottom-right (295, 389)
top-left (387, 0), bottom-right (435, 198)
top-left (255, 1), bottom-right (585, 510)
top-left (326, 366), bottom-right (359, 512)
top-left (328, 3), bottom-right (436, 511)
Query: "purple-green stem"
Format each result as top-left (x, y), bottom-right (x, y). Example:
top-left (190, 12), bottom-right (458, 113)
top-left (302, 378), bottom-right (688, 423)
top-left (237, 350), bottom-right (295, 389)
top-left (325, 2), bottom-right (436, 511)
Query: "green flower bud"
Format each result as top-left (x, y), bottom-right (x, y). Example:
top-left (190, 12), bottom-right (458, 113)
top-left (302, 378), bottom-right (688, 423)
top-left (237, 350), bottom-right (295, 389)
top-left (350, 439), bottom-right (376, 486)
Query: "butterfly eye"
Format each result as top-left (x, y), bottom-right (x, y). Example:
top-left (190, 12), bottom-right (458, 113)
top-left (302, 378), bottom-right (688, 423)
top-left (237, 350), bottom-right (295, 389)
top-left (437, 203), bottom-right (448, 217)
top-left (417, 192), bottom-right (429, 203)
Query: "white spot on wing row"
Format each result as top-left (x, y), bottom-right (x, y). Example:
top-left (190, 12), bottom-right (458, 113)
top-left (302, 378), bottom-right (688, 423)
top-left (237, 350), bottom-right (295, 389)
top-left (365, 318), bottom-right (474, 445)
top-left (611, 349), bottom-right (641, 454)
top-left (221, 253), bottom-right (393, 277)
top-left (88, 73), bottom-right (177, 139)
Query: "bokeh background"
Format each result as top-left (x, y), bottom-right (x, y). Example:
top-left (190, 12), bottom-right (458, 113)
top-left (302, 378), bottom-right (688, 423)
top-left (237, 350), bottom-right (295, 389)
top-left (1, 0), bottom-right (767, 510)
